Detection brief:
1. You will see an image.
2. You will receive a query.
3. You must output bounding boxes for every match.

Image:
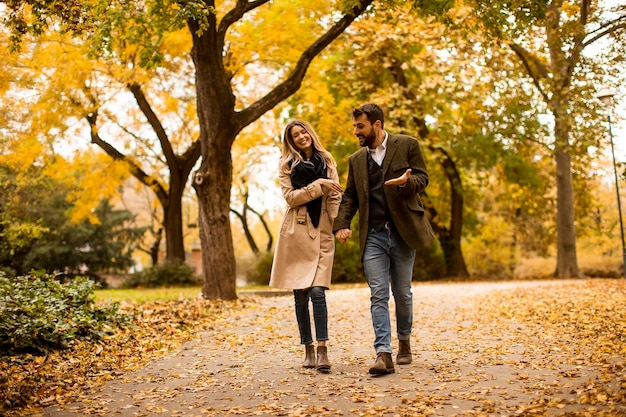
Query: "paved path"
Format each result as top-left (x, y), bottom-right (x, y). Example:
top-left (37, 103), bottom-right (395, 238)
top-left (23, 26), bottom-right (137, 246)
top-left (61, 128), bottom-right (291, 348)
top-left (44, 280), bottom-right (625, 416)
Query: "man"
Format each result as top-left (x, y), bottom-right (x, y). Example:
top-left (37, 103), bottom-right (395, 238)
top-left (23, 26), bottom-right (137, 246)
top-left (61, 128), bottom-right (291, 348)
top-left (334, 103), bottom-right (435, 375)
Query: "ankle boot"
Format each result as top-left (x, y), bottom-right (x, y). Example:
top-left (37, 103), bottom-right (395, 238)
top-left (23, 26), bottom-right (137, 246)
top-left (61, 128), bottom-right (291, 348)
top-left (303, 344), bottom-right (316, 368)
top-left (316, 346), bottom-right (331, 373)
top-left (369, 352), bottom-right (395, 375)
top-left (397, 339), bottom-right (412, 365)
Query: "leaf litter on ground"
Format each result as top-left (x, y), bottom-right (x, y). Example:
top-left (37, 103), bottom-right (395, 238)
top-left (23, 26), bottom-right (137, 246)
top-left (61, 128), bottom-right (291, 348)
top-left (1, 279), bottom-right (625, 416)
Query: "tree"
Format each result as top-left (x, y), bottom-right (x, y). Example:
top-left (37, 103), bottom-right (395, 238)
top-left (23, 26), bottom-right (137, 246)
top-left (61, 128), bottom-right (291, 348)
top-left (3, 0), bottom-right (382, 299)
top-left (282, 3), bottom-right (556, 278)
top-left (230, 183), bottom-right (273, 255)
top-left (0, 22), bottom-right (201, 265)
top-left (0, 162), bottom-right (145, 277)
top-left (470, 0), bottom-right (626, 277)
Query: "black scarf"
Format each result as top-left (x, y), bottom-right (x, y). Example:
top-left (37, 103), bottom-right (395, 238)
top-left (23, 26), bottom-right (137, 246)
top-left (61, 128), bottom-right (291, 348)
top-left (290, 152), bottom-right (327, 228)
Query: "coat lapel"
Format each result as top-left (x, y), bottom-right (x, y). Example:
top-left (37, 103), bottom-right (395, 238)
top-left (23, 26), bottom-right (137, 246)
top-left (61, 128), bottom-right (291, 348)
top-left (354, 148), bottom-right (369, 197)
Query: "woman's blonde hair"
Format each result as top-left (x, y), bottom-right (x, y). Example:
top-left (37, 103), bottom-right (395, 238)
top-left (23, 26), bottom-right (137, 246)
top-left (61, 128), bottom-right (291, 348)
top-left (280, 119), bottom-right (336, 175)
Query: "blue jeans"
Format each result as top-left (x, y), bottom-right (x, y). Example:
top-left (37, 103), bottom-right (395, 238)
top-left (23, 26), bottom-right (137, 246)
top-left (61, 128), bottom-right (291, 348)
top-left (294, 286), bottom-right (328, 345)
top-left (363, 227), bottom-right (416, 354)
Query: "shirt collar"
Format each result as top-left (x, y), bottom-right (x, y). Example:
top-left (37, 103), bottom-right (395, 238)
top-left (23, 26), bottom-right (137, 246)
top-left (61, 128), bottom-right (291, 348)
top-left (367, 131), bottom-right (388, 153)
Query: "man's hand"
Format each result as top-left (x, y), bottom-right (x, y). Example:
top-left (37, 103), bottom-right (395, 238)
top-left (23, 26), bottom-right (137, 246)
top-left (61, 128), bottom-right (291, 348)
top-left (384, 168), bottom-right (411, 186)
top-left (335, 228), bottom-right (352, 243)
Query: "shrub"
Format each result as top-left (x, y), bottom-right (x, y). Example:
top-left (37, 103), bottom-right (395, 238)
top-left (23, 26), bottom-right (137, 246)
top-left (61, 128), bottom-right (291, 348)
top-left (413, 242), bottom-right (447, 281)
top-left (332, 238), bottom-right (365, 283)
top-left (245, 251), bottom-right (274, 286)
top-left (0, 272), bottom-right (127, 354)
top-left (464, 217), bottom-right (518, 279)
top-left (122, 261), bottom-right (201, 288)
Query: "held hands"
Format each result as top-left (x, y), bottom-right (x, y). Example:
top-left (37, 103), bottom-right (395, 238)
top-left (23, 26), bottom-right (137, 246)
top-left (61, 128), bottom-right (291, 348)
top-left (335, 228), bottom-right (352, 243)
top-left (384, 168), bottom-right (412, 186)
top-left (317, 178), bottom-right (343, 193)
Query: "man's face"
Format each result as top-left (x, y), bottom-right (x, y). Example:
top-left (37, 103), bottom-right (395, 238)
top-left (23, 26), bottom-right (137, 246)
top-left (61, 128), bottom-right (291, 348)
top-left (353, 113), bottom-right (377, 148)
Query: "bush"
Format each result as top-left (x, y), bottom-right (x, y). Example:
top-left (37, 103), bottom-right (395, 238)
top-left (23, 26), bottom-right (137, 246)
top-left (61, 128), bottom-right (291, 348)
top-left (245, 251), bottom-right (274, 286)
top-left (413, 242), bottom-right (447, 281)
top-left (0, 272), bottom-right (127, 354)
top-left (464, 217), bottom-right (517, 279)
top-left (332, 237), bottom-right (365, 283)
top-left (122, 261), bottom-right (201, 288)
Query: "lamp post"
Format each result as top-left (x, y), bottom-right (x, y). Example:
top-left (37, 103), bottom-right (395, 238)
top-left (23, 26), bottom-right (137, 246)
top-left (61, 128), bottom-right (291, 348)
top-left (597, 86), bottom-right (625, 278)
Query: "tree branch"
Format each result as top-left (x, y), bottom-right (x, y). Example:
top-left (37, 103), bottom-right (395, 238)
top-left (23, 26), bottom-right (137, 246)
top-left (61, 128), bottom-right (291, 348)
top-left (583, 19), bottom-right (626, 48)
top-left (509, 43), bottom-right (550, 103)
top-left (245, 203), bottom-right (273, 252)
top-left (236, 0), bottom-right (374, 129)
top-left (85, 111), bottom-right (169, 205)
top-left (217, 0), bottom-right (271, 49)
top-left (128, 83), bottom-right (177, 171)
top-left (565, 0), bottom-right (590, 85)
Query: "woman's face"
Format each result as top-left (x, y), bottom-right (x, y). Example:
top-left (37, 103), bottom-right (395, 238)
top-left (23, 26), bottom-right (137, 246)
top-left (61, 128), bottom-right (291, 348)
top-left (290, 124), bottom-right (313, 156)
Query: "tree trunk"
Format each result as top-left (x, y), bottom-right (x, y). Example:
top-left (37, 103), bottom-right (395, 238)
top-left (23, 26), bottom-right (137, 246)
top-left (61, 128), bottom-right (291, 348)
top-left (187, 0), bottom-right (375, 300)
top-left (438, 229), bottom-right (469, 277)
top-left (164, 180), bottom-right (186, 263)
top-left (190, 10), bottom-right (240, 300)
top-left (197, 177), bottom-right (238, 300)
top-left (424, 146), bottom-right (470, 278)
top-left (554, 117), bottom-right (580, 277)
top-left (193, 140), bottom-right (240, 300)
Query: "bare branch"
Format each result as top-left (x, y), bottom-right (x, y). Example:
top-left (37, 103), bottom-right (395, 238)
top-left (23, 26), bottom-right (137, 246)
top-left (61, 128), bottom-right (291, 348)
top-left (245, 203), bottom-right (274, 252)
top-left (583, 20), bottom-right (626, 48)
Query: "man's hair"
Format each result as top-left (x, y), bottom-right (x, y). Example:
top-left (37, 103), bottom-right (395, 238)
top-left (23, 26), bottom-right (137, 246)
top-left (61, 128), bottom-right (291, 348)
top-left (352, 103), bottom-right (385, 128)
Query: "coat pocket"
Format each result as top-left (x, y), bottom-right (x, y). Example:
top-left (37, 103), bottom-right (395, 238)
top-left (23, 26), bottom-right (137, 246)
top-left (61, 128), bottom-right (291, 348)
top-left (406, 196), bottom-right (425, 213)
top-left (280, 207), bottom-right (308, 237)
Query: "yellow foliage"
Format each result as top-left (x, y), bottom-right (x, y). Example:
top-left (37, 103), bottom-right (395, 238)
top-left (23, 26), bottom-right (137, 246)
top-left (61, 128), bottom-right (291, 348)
top-left (0, 135), bottom-right (46, 173)
top-left (161, 28), bottom-right (192, 58)
top-left (55, 152), bottom-right (131, 224)
top-left (463, 216), bottom-right (518, 279)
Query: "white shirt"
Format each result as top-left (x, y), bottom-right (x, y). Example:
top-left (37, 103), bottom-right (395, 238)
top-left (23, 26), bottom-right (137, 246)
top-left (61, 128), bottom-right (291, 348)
top-left (368, 131), bottom-right (388, 166)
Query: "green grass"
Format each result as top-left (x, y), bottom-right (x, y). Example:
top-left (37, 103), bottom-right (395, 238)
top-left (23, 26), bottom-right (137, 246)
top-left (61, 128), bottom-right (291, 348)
top-left (95, 287), bottom-right (203, 303)
top-left (94, 282), bottom-right (369, 304)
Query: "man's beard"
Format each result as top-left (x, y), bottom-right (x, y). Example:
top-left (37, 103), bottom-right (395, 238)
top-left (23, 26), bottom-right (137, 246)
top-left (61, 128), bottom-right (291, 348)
top-left (358, 130), bottom-right (376, 148)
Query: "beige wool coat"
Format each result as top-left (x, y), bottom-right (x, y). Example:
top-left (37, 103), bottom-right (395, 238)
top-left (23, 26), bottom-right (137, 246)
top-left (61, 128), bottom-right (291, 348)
top-left (269, 163), bottom-right (342, 290)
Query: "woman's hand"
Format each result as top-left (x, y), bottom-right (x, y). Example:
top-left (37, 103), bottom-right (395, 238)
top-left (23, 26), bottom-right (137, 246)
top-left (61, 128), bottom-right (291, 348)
top-left (335, 228), bottom-right (352, 243)
top-left (317, 178), bottom-right (343, 193)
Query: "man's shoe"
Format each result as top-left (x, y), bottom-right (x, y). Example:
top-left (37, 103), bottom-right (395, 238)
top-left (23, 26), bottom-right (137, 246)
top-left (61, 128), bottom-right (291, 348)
top-left (396, 339), bottom-right (412, 365)
top-left (368, 352), bottom-right (395, 375)
top-left (303, 344), bottom-right (316, 368)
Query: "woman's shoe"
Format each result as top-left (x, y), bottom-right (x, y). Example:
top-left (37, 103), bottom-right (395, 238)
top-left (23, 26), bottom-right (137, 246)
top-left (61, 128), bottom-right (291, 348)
top-left (316, 346), bottom-right (331, 373)
top-left (303, 344), bottom-right (316, 368)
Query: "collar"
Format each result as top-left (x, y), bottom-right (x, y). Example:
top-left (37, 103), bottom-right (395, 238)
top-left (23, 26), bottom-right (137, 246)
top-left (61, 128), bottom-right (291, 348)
top-left (367, 131), bottom-right (388, 153)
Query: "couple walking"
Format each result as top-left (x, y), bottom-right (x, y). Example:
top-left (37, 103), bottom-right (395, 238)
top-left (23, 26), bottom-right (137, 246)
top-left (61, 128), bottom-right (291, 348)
top-left (269, 103), bottom-right (435, 375)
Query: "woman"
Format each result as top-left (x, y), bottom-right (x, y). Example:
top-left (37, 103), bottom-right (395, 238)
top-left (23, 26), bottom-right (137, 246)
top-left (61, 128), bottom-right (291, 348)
top-left (269, 120), bottom-right (342, 373)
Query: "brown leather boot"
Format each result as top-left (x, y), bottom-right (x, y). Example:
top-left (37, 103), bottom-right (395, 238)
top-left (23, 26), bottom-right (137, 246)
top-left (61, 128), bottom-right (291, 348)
top-left (316, 346), bottom-right (331, 373)
top-left (303, 344), bottom-right (316, 368)
top-left (368, 352), bottom-right (395, 375)
top-left (396, 339), bottom-right (412, 365)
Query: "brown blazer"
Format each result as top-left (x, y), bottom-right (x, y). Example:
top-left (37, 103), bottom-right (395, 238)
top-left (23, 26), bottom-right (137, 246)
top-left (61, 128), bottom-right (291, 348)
top-left (333, 133), bottom-right (435, 258)
top-left (269, 164), bottom-right (342, 290)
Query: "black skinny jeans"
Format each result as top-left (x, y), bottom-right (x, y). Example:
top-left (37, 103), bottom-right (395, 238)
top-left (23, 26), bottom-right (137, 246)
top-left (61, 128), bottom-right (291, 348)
top-left (293, 286), bottom-right (328, 345)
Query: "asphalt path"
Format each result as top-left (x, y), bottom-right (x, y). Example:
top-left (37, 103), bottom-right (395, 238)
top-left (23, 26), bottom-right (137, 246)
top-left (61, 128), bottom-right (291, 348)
top-left (43, 280), bottom-right (626, 416)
